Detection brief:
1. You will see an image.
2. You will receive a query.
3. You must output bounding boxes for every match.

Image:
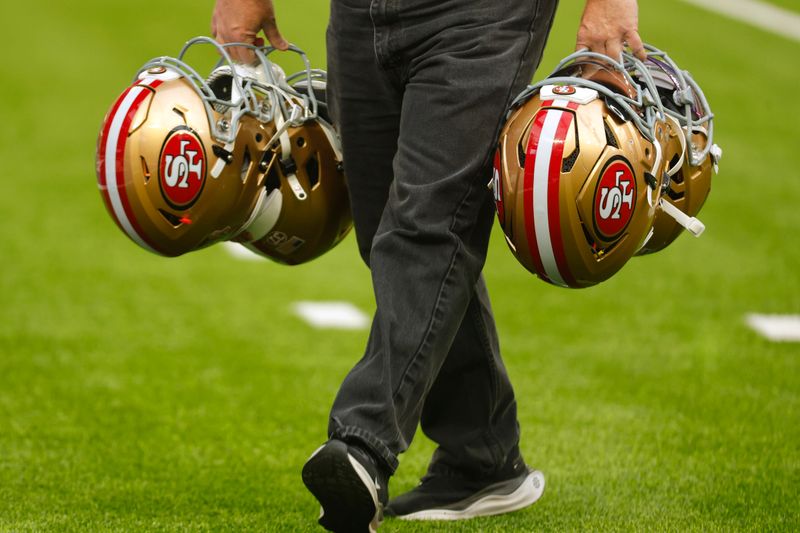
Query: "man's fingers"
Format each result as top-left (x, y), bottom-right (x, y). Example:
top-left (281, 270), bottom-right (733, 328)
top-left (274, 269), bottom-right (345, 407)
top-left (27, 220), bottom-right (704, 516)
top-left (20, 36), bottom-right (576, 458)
top-left (606, 39), bottom-right (624, 62)
top-left (210, 0), bottom-right (284, 63)
top-left (625, 31), bottom-right (647, 61)
top-left (576, 39), bottom-right (608, 58)
top-left (574, 0), bottom-right (644, 61)
top-left (575, 41), bottom-right (591, 55)
top-left (263, 21), bottom-right (289, 50)
top-left (576, 36), bottom-right (647, 63)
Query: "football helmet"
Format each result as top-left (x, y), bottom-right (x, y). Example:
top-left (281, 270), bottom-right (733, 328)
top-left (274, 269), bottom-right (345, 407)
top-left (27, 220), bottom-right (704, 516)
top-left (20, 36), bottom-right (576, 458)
top-left (232, 56), bottom-right (352, 265)
top-left (95, 37), bottom-right (352, 263)
top-left (634, 45), bottom-right (721, 255)
top-left (495, 50), bottom-right (670, 288)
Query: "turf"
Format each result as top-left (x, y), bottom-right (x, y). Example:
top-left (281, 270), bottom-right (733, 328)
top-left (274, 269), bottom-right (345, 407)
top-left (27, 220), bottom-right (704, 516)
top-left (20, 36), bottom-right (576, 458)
top-left (0, 0), bottom-right (798, 531)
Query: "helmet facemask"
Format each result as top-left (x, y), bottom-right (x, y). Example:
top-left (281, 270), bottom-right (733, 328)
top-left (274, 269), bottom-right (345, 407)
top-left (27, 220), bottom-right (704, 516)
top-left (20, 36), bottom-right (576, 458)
top-left (632, 44), bottom-right (722, 255)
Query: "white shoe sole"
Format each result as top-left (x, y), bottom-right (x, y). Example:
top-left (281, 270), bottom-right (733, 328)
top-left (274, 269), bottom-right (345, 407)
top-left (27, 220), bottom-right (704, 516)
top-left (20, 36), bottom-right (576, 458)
top-left (396, 470), bottom-right (545, 521)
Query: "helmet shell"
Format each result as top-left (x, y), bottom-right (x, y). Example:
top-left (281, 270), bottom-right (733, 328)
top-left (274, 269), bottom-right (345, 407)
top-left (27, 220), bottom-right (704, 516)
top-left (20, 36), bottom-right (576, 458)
top-left (495, 86), bottom-right (667, 287)
top-left (96, 71), bottom-right (272, 256)
top-left (236, 119), bottom-right (353, 265)
top-left (637, 125), bottom-right (712, 255)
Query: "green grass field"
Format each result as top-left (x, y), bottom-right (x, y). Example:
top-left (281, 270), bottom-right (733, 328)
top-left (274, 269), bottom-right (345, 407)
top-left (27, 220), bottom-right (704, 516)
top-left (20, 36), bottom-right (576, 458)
top-left (1, 0), bottom-right (798, 531)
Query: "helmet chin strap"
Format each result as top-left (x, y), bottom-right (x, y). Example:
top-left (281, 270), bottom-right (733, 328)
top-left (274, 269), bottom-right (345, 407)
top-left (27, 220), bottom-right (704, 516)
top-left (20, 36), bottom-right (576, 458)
top-left (658, 197), bottom-right (705, 237)
top-left (710, 143), bottom-right (723, 174)
top-left (649, 115), bottom-right (704, 237)
top-left (646, 138), bottom-right (664, 208)
top-left (272, 102), bottom-right (308, 201)
top-left (654, 114), bottom-right (715, 238)
top-left (665, 116), bottom-right (686, 177)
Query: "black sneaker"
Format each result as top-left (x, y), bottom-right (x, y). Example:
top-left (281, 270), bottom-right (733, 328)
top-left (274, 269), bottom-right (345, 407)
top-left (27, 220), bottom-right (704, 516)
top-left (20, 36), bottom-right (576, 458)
top-left (385, 456), bottom-right (544, 521)
top-left (302, 439), bottom-right (389, 532)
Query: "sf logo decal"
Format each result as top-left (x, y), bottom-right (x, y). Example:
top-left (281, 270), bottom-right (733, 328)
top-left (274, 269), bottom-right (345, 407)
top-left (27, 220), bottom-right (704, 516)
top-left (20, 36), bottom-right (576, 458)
top-left (594, 159), bottom-right (637, 239)
top-left (159, 127), bottom-right (206, 209)
top-left (599, 171), bottom-right (633, 220)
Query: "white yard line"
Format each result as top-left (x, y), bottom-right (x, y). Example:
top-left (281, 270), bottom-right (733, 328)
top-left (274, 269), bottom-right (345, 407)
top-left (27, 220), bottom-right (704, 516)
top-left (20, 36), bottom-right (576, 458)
top-left (292, 301), bottom-right (370, 330)
top-left (222, 244), bottom-right (369, 329)
top-left (680, 0), bottom-right (800, 43)
top-left (745, 314), bottom-right (800, 342)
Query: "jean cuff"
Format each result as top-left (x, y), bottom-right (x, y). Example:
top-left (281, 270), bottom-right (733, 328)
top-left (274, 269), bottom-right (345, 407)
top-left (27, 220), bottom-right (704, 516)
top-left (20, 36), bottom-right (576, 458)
top-left (329, 418), bottom-right (399, 474)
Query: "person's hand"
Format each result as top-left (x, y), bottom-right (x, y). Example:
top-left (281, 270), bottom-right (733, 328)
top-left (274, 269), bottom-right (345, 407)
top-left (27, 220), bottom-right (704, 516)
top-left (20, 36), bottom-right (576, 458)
top-left (575, 0), bottom-right (646, 61)
top-left (211, 0), bottom-right (289, 63)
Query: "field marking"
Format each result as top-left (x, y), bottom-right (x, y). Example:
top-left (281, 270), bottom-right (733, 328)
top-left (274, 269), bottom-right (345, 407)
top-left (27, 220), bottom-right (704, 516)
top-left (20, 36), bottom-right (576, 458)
top-left (292, 301), bottom-right (370, 330)
top-left (745, 314), bottom-right (800, 342)
top-left (680, 0), bottom-right (800, 42)
top-left (223, 241), bottom-right (265, 261)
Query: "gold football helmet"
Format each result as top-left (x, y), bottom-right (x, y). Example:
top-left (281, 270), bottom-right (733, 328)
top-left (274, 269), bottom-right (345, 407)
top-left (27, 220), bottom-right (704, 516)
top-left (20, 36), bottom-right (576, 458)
top-left (232, 71), bottom-right (353, 265)
top-left (495, 50), bottom-right (671, 288)
top-left (634, 45), bottom-right (721, 255)
top-left (96, 37), bottom-right (352, 263)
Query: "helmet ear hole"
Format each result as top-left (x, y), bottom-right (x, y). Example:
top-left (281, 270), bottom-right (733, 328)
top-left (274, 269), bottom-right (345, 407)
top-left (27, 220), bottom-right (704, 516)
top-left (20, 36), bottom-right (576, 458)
top-left (140, 156), bottom-right (151, 183)
top-left (667, 187), bottom-right (685, 201)
top-left (603, 120), bottom-right (619, 149)
top-left (240, 147), bottom-right (252, 182)
top-left (207, 72), bottom-right (233, 101)
top-left (158, 208), bottom-right (182, 227)
top-left (306, 155), bottom-right (320, 189)
top-left (516, 115), bottom-right (536, 169)
top-left (265, 163), bottom-right (281, 193)
top-left (562, 147), bottom-right (579, 173)
top-left (668, 154), bottom-right (683, 183)
top-left (517, 141), bottom-right (526, 169)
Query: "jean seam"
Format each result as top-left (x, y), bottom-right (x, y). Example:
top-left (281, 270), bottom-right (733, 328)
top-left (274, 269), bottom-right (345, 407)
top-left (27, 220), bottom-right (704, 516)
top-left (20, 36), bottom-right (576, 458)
top-left (369, 0), bottom-right (383, 67)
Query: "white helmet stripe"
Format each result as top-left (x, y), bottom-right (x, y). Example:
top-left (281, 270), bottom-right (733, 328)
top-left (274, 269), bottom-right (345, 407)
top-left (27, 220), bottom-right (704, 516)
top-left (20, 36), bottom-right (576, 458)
top-left (532, 105), bottom-right (568, 287)
top-left (101, 77), bottom-right (162, 254)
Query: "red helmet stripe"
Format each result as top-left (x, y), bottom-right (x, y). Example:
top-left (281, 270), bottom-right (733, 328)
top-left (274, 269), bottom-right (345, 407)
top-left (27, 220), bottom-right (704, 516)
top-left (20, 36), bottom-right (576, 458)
top-left (527, 98), bottom-right (579, 287)
top-left (546, 108), bottom-right (578, 287)
top-left (114, 80), bottom-right (164, 251)
top-left (523, 109), bottom-right (550, 283)
top-left (97, 85), bottom-right (136, 229)
top-left (101, 78), bottom-right (165, 254)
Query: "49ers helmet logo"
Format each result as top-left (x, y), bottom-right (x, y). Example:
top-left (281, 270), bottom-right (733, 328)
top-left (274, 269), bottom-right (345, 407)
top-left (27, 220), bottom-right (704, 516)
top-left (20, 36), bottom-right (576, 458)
top-left (159, 127), bottom-right (206, 209)
top-left (593, 158), bottom-right (636, 240)
top-left (552, 85), bottom-right (576, 95)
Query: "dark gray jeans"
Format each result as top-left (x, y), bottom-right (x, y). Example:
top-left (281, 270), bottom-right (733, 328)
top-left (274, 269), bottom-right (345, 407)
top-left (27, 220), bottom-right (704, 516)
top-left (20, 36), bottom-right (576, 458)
top-left (325, 0), bottom-right (558, 477)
